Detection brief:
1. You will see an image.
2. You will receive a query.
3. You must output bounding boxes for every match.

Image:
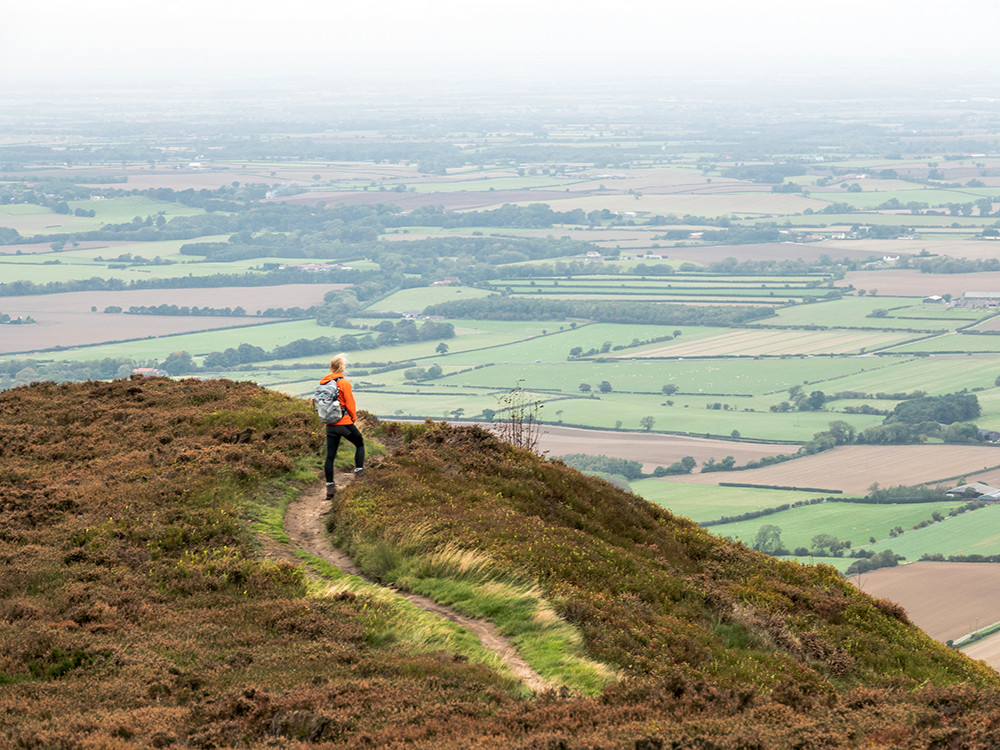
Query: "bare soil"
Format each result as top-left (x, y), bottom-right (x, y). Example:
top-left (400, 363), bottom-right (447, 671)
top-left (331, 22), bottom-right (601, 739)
top-left (258, 477), bottom-right (548, 693)
top-left (0, 313), bottom-right (283, 355)
top-left (665, 444), bottom-right (1000, 494)
top-left (0, 285), bottom-right (344, 316)
top-left (839, 270), bottom-right (1000, 297)
top-left (851, 561), bottom-right (1000, 671)
top-left (536, 424), bottom-right (796, 472)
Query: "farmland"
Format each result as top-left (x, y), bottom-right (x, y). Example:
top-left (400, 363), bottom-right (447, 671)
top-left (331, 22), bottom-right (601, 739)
top-left (5, 82), bottom-right (1000, 653)
top-left (664, 444), bottom-right (1000, 494)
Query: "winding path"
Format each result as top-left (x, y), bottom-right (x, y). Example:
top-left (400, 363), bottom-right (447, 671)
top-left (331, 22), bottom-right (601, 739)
top-left (261, 481), bottom-right (548, 693)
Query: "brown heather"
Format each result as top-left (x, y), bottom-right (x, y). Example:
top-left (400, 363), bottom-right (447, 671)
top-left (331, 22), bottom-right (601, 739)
top-left (2, 379), bottom-right (1000, 748)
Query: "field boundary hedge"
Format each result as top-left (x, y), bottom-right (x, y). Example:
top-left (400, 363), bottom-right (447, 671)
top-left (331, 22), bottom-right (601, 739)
top-left (718, 481), bottom-right (843, 493)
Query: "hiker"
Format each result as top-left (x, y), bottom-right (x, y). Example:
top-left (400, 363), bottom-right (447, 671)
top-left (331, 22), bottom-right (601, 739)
top-left (317, 353), bottom-right (365, 499)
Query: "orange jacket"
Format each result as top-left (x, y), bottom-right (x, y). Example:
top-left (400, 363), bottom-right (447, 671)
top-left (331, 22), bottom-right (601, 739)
top-left (319, 373), bottom-right (356, 425)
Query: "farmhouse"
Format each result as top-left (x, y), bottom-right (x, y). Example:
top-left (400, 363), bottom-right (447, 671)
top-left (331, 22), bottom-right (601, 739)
top-left (959, 291), bottom-right (1000, 308)
top-left (923, 295), bottom-right (944, 304)
top-left (946, 482), bottom-right (1000, 500)
top-left (131, 367), bottom-right (168, 378)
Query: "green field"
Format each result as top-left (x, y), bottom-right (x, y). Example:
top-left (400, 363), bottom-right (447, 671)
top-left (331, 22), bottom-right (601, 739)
top-left (630, 480), bottom-right (826, 523)
top-left (850, 504), bottom-right (1000, 560)
top-left (888, 332), bottom-right (1000, 353)
top-left (752, 297), bottom-right (980, 329)
top-left (708, 500), bottom-right (965, 551)
top-left (367, 285), bottom-right (493, 312)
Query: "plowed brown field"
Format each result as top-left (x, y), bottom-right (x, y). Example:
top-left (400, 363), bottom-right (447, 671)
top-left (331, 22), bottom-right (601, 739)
top-left (853, 562), bottom-right (1000, 670)
top-left (665, 444), bottom-right (1000, 494)
top-left (535, 425), bottom-right (796, 472)
top-left (839, 270), bottom-right (1000, 297)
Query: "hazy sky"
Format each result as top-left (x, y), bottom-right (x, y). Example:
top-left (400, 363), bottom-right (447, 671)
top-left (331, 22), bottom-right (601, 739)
top-left (4, 0), bottom-right (999, 87)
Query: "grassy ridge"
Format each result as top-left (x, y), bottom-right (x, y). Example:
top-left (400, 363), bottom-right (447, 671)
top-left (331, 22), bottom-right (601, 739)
top-left (334, 422), bottom-right (996, 692)
top-left (5, 379), bottom-right (1000, 747)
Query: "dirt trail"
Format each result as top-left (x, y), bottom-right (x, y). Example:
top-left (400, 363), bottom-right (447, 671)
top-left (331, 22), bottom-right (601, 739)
top-left (262, 479), bottom-right (548, 693)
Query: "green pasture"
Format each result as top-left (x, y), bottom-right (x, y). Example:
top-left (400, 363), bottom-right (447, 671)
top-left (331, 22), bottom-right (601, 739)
top-left (630, 480), bottom-right (823, 524)
top-left (889, 305), bottom-right (991, 321)
top-left (493, 275), bottom-right (824, 290)
top-left (827, 354), bottom-right (1000, 396)
top-left (888, 332), bottom-right (1000, 353)
top-left (67, 196), bottom-right (206, 225)
top-left (854, 504), bottom-right (1000, 561)
top-left (510, 293), bottom-right (789, 305)
top-left (355, 385), bottom-right (878, 440)
top-left (751, 297), bottom-right (961, 329)
top-left (969, 389), bottom-right (1000, 431)
top-left (826, 397), bottom-right (903, 413)
top-left (0, 204), bottom-right (89, 234)
top-left (816, 188), bottom-right (992, 211)
top-left (528, 191), bottom-right (821, 220)
top-left (438, 356), bottom-right (881, 397)
top-left (33, 236), bottom-right (232, 263)
top-left (367, 285), bottom-right (493, 312)
top-left (756, 213), bottom-right (993, 228)
top-left (627, 327), bottom-right (918, 357)
top-left (708, 500), bottom-right (964, 551)
top-left (508, 287), bottom-right (826, 300)
top-left (0, 197), bottom-right (206, 236)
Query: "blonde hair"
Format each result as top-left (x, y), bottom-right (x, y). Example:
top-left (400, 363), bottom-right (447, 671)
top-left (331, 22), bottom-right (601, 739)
top-left (330, 353), bottom-right (348, 373)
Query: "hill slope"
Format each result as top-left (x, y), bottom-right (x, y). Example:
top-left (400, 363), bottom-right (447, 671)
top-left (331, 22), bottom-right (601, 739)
top-left (3, 378), bottom-right (1000, 748)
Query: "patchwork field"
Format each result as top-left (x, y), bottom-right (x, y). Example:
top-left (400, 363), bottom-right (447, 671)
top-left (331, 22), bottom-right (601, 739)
top-left (1, 314), bottom-right (283, 355)
top-left (535, 424), bottom-right (797, 472)
top-left (665, 444), bottom-right (1000, 494)
top-left (840, 270), bottom-right (1000, 297)
top-left (0, 284), bottom-right (341, 316)
top-left (625, 328), bottom-right (911, 356)
top-left (711, 500), bottom-right (964, 550)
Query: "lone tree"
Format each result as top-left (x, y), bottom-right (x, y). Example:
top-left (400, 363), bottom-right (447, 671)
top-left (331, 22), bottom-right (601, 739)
top-left (662, 384), bottom-right (678, 395)
top-left (639, 415), bottom-right (655, 431)
top-left (435, 342), bottom-right (449, 354)
top-left (754, 525), bottom-right (785, 554)
top-left (579, 382), bottom-right (591, 393)
top-left (599, 380), bottom-right (613, 393)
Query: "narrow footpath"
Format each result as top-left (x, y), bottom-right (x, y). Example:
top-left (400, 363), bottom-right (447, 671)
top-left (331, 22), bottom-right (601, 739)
top-left (260, 480), bottom-right (548, 693)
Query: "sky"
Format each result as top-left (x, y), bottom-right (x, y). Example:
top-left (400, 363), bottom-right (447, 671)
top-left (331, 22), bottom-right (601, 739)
top-left (3, 0), bottom-right (999, 89)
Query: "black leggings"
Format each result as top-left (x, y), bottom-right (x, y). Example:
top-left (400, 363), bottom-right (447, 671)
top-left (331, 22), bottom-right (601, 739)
top-left (325, 423), bottom-right (365, 482)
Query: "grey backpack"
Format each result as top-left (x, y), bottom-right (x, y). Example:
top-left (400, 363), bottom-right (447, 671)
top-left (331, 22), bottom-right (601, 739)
top-left (314, 378), bottom-right (343, 423)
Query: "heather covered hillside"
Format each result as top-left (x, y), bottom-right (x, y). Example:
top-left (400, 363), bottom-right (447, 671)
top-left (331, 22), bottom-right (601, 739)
top-left (4, 378), bottom-right (1000, 748)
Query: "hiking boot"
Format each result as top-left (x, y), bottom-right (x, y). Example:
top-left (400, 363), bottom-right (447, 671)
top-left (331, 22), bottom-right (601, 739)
top-left (354, 467), bottom-right (365, 478)
top-left (326, 482), bottom-right (336, 499)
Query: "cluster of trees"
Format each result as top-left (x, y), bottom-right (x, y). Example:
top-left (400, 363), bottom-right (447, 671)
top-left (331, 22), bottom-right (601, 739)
top-left (845, 550), bottom-right (903, 576)
top-left (884, 392), bottom-right (980, 425)
top-left (557, 454), bottom-right (644, 481)
top-left (568, 332), bottom-right (677, 359)
top-left (0, 267), bottom-right (373, 299)
top-left (425, 296), bottom-right (773, 327)
top-left (404, 364), bottom-right (443, 381)
top-left (653, 456), bottom-right (696, 475)
top-left (0, 357), bottom-right (139, 389)
top-left (111, 304), bottom-right (252, 317)
top-left (0, 313), bottom-right (35, 324)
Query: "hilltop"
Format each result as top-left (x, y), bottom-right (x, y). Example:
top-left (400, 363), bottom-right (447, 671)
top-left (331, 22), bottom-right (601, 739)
top-left (3, 377), bottom-right (1000, 748)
